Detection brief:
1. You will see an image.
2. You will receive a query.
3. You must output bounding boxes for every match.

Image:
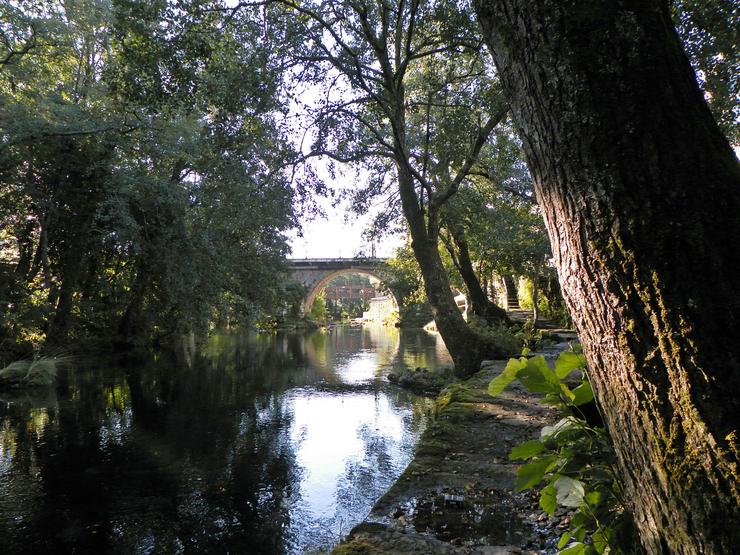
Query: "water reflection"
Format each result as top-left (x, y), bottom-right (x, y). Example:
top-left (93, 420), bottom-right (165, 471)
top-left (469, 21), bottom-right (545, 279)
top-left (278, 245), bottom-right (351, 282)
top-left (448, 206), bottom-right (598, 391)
top-left (0, 327), bottom-right (450, 554)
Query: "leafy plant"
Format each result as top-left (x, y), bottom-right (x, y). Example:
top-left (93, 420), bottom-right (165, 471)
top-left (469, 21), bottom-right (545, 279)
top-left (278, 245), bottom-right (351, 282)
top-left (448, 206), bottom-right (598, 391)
top-left (0, 352), bottom-right (69, 387)
top-left (489, 348), bottom-right (634, 554)
top-left (510, 318), bottom-right (555, 351)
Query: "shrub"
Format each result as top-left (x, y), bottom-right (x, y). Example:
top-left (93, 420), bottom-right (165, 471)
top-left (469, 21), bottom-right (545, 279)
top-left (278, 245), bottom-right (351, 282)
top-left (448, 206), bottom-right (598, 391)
top-left (488, 348), bottom-right (636, 554)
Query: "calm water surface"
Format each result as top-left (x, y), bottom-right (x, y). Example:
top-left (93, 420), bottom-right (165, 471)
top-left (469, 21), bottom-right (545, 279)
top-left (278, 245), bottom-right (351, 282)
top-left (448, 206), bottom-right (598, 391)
top-left (0, 326), bottom-right (451, 554)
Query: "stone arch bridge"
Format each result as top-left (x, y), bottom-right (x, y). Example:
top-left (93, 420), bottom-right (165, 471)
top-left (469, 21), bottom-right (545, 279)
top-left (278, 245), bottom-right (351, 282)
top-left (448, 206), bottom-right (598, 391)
top-left (286, 258), bottom-right (393, 314)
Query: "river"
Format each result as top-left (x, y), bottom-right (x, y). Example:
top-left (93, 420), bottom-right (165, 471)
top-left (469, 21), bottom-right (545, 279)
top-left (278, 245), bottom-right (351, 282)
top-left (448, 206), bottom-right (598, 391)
top-left (0, 326), bottom-right (451, 554)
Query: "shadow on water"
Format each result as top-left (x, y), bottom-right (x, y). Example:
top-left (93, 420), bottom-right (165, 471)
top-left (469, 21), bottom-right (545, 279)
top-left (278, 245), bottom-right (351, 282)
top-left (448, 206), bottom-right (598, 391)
top-left (0, 326), bottom-right (449, 554)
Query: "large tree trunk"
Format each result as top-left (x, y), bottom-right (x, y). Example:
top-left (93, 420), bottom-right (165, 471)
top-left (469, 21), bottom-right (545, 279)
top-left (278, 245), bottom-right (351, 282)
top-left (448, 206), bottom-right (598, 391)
top-left (475, 1), bottom-right (740, 553)
top-left (396, 164), bottom-right (493, 377)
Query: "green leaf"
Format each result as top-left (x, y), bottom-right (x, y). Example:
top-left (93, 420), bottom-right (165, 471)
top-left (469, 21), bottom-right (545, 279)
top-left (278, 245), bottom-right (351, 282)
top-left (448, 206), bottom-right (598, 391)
top-left (558, 532), bottom-right (571, 549)
top-left (574, 525), bottom-right (587, 542)
top-left (585, 490), bottom-right (603, 507)
top-left (554, 476), bottom-right (586, 507)
top-left (518, 356), bottom-right (560, 394)
top-left (509, 439), bottom-right (545, 460)
top-left (571, 381), bottom-right (594, 406)
top-left (515, 454), bottom-right (557, 491)
top-left (570, 512), bottom-right (588, 529)
top-left (592, 529), bottom-right (610, 554)
top-left (555, 351), bottom-right (587, 379)
top-left (541, 417), bottom-right (580, 440)
top-left (543, 393), bottom-right (565, 406)
top-left (558, 542), bottom-right (587, 555)
top-left (488, 357), bottom-right (526, 396)
top-left (560, 383), bottom-right (576, 402)
top-left (540, 483), bottom-right (557, 515)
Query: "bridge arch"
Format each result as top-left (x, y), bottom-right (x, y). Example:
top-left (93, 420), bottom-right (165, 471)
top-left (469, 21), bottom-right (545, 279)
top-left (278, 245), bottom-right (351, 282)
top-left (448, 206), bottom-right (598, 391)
top-left (303, 268), bottom-right (397, 316)
top-left (285, 258), bottom-right (397, 319)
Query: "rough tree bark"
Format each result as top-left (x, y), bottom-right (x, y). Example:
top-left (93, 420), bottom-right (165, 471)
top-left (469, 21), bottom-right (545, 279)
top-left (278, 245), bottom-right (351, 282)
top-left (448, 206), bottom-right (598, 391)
top-left (475, 1), bottom-right (740, 553)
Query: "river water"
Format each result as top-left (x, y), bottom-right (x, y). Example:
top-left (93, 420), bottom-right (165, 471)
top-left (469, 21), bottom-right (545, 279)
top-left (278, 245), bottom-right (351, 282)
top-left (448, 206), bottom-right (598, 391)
top-left (0, 326), bottom-right (451, 554)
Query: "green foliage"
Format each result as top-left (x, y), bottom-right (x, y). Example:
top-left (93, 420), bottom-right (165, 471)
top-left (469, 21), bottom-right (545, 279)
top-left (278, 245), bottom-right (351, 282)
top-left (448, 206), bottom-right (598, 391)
top-left (489, 349), bottom-right (633, 554)
top-left (0, 353), bottom-right (68, 387)
top-left (511, 319), bottom-right (555, 352)
top-left (0, 1), bottom-right (299, 349)
top-left (308, 294), bottom-right (327, 324)
top-left (672, 0), bottom-right (739, 144)
top-left (466, 315), bottom-right (523, 356)
top-left (380, 244), bottom-right (433, 327)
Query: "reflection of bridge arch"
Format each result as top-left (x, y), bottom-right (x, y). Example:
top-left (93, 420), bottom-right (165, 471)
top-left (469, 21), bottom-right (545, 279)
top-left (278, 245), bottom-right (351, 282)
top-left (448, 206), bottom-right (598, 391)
top-left (286, 258), bottom-right (397, 315)
top-left (302, 326), bottom-right (401, 374)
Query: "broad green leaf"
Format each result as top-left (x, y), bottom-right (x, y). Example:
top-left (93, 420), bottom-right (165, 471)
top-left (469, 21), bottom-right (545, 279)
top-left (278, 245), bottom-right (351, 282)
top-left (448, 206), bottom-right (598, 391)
top-left (540, 483), bottom-right (557, 515)
top-left (592, 529), bottom-right (610, 554)
top-left (570, 512), bottom-right (588, 529)
top-left (560, 383), bottom-right (576, 402)
top-left (558, 532), bottom-right (571, 549)
top-left (571, 381), bottom-right (594, 406)
top-left (541, 417), bottom-right (580, 440)
top-left (518, 356), bottom-right (560, 394)
top-left (558, 542), bottom-right (587, 555)
top-left (515, 454), bottom-right (557, 491)
top-left (554, 476), bottom-right (586, 507)
top-left (574, 526), bottom-right (587, 542)
top-left (488, 357), bottom-right (525, 396)
top-left (509, 439), bottom-right (545, 460)
top-left (555, 351), bottom-right (587, 379)
top-left (543, 393), bottom-right (563, 406)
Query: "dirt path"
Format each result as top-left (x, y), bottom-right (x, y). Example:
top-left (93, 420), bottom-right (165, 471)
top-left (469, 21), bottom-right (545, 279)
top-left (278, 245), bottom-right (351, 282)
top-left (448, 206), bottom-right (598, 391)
top-left (331, 335), bottom-right (577, 555)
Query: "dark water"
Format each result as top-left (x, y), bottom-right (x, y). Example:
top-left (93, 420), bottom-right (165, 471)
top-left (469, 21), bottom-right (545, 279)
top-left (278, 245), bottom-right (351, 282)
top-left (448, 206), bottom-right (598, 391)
top-left (0, 326), bottom-right (451, 554)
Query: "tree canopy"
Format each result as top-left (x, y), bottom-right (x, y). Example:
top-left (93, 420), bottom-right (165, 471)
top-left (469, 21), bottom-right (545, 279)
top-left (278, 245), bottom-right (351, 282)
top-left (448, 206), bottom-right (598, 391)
top-left (0, 0), bottom-right (298, 349)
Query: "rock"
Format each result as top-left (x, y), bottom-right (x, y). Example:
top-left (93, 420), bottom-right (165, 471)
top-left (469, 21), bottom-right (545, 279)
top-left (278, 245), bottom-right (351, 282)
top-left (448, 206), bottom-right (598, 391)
top-left (442, 494), bottom-right (464, 505)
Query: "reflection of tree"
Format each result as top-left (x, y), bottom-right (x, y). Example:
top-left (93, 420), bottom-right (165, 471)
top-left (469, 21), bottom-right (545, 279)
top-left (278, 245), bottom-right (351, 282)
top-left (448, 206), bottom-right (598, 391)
top-left (396, 329), bottom-right (452, 372)
top-left (0, 341), bottom-right (305, 554)
top-left (329, 392), bottom-right (428, 547)
top-left (0, 328), bottom-right (439, 554)
top-left (303, 327), bottom-right (403, 381)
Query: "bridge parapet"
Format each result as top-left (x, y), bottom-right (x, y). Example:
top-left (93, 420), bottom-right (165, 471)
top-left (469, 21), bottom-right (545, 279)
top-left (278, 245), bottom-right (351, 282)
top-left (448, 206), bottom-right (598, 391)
top-left (286, 257), bottom-right (388, 269)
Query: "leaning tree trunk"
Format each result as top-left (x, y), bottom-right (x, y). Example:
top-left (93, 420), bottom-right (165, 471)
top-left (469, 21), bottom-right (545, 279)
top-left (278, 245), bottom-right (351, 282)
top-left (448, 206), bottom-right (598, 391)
top-left (475, 1), bottom-right (740, 553)
top-left (396, 164), bottom-right (491, 377)
top-left (445, 224), bottom-right (509, 325)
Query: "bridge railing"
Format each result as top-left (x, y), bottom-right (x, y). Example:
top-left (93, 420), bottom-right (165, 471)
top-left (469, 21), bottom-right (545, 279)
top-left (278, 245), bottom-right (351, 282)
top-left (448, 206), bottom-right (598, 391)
top-left (286, 257), bottom-right (389, 266)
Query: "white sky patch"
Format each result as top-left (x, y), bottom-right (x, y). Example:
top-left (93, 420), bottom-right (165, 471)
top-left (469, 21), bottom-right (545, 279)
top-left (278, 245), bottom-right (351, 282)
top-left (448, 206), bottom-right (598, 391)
top-left (281, 61), bottom-right (404, 259)
top-left (287, 195), bottom-right (404, 258)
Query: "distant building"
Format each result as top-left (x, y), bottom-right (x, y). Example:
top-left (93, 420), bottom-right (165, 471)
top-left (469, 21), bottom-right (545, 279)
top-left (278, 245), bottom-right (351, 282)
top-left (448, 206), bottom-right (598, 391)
top-left (322, 274), bottom-right (380, 302)
top-left (323, 284), bottom-right (377, 301)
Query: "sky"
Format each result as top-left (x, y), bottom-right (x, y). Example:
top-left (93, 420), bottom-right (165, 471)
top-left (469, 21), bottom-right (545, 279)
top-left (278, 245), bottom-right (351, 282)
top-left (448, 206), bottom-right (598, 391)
top-left (279, 41), bottom-right (407, 260)
top-left (287, 194), bottom-right (404, 260)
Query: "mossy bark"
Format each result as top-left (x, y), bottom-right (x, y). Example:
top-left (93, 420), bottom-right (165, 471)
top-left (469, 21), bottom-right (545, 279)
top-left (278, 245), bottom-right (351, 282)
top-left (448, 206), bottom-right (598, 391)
top-left (475, 1), bottom-right (740, 553)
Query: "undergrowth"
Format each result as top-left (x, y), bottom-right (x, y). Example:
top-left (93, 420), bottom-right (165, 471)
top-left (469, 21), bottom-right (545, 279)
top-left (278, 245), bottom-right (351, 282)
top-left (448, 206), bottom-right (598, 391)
top-left (488, 347), bottom-right (636, 554)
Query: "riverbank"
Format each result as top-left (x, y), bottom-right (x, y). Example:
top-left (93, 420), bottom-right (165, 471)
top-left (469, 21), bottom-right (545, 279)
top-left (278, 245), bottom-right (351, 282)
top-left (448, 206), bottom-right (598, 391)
top-left (332, 335), bottom-right (577, 555)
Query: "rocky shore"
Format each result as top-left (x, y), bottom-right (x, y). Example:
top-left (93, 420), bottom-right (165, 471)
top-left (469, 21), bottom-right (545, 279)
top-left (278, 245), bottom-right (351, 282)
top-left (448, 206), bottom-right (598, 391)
top-left (332, 335), bottom-right (577, 555)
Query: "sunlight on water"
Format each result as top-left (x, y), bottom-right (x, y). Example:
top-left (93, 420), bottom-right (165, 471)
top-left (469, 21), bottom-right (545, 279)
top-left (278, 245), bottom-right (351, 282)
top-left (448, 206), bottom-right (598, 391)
top-left (286, 387), bottom-right (420, 552)
top-left (0, 327), bottom-right (450, 554)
